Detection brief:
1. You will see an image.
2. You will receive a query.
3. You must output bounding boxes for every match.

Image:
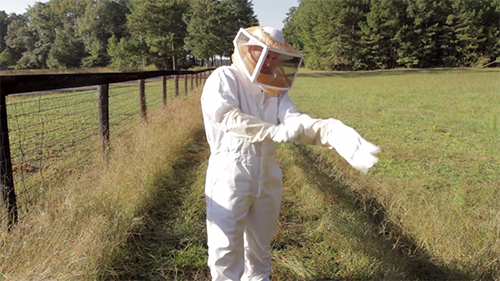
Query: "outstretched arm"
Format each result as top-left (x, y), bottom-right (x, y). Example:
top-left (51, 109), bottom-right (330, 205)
top-left (277, 92), bottom-right (380, 173)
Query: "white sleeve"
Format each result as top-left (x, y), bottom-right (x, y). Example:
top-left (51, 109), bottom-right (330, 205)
top-left (278, 92), bottom-right (380, 173)
top-left (277, 92), bottom-right (332, 146)
top-left (201, 68), bottom-right (240, 123)
top-left (201, 68), bottom-right (299, 143)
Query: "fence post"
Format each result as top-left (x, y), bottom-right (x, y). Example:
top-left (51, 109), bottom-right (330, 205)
top-left (139, 79), bottom-right (147, 121)
top-left (162, 76), bottom-right (167, 106)
top-left (174, 75), bottom-right (179, 97)
top-left (184, 74), bottom-right (188, 97)
top-left (97, 84), bottom-right (110, 153)
top-left (190, 73), bottom-right (194, 91)
top-left (196, 73), bottom-right (199, 88)
top-left (0, 85), bottom-right (18, 229)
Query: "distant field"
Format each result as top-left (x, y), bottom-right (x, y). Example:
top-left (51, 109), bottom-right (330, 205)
top-left (289, 68), bottom-right (500, 278)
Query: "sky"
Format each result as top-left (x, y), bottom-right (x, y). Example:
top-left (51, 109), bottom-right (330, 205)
top-left (1, 0), bottom-right (299, 31)
top-left (0, 0), bottom-right (50, 15)
top-left (252, 0), bottom-right (299, 30)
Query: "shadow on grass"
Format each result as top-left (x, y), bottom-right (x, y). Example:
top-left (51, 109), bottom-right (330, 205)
top-left (297, 68), bottom-right (499, 79)
top-left (105, 126), bottom-right (474, 280)
top-left (289, 144), bottom-right (472, 281)
top-left (105, 128), bottom-right (210, 281)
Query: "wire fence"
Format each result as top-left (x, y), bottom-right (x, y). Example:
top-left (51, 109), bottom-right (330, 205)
top-left (0, 70), bottom-right (213, 229)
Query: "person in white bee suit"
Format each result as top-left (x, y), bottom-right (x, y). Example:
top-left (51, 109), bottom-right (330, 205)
top-left (201, 26), bottom-right (380, 281)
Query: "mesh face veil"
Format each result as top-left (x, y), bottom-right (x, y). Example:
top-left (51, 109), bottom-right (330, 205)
top-left (232, 26), bottom-right (303, 95)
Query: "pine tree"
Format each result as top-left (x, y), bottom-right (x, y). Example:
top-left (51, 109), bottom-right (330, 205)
top-left (184, 0), bottom-right (221, 67)
top-left (219, 0), bottom-right (259, 59)
top-left (442, 0), bottom-right (487, 67)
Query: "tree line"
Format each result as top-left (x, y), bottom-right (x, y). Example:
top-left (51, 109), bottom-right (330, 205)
top-left (283, 0), bottom-right (500, 70)
top-left (0, 0), bottom-right (258, 70)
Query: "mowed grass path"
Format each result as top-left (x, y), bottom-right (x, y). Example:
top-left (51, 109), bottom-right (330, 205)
top-left (108, 68), bottom-right (499, 280)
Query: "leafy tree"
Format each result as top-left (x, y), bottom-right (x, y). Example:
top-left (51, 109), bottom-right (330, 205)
top-left (47, 28), bottom-right (86, 68)
top-left (0, 11), bottom-right (18, 68)
top-left (184, 0), bottom-right (258, 67)
top-left (442, 0), bottom-right (487, 67)
top-left (3, 14), bottom-right (29, 68)
top-left (0, 48), bottom-right (16, 68)
top-left (220, 0), bottom-right (259, 55)
top-left (15, 2), bottom-right (60, 68)
top-left (472, 0), bottom-right (500, 66)
top-left (0, 11), bottom-right (11, 53)
top-left (282, 6), bottom-right (302, 51)
top-left (107, 34), bottom-right (145, 68)
top-left (49, 0), bottom-right (88, 27)
top-left (127, 0), bottom-right (189, 70)
top-left (360, 0), bottom-right (407, 69)
top-left (77, 0), bottom-right (130, 67)
top-left (184, 0), bottom-right (224, 67)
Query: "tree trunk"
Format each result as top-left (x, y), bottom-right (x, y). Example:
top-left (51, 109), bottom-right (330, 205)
top-left (172, 42), bottom-right (177, 70)
top-left (163, 56), bottom-right (170, 70)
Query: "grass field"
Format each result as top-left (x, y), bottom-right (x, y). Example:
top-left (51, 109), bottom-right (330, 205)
top-left (0, 68), bottom-right (498, 280)
top-left (288, 68), bottom-right (500, 279)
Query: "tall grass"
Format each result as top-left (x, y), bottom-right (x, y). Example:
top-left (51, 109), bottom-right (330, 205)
top-left (0, 68), bottom-right (498, 280)
top-left (0, 90), bottom-right (206, 279)
top-left (3, 76), bottom-right (193, 223)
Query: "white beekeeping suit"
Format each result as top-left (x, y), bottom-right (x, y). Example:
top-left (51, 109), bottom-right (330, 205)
top-left (201, 26), bottom-right (380, 281)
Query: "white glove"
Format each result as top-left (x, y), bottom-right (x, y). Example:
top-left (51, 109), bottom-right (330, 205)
top-left (327, 121), bottom-right (380, 174)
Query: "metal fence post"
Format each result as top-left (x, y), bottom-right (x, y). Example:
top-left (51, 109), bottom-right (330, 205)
top-left (0, 85), bottom-right (17, 229)
top-left (139, 79), bottom-right (147, 121)
top-left (98, 84), bottom-right (110, 153)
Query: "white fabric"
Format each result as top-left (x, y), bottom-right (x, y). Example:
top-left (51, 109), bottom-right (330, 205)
top-left (201, 65), bottom-right (379, 280)
top-left (221, 108), bottom-right (304, 143)
top-left (232, 27), bottom-right (303, 93)
top-left (261, 26), bottom-right (285, 44)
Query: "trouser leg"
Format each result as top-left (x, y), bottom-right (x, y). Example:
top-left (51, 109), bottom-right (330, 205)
top-left (243, 180), bottom-right (282, 280)
top-left (206, 213), bottom-right (246, 281)
top-left (205, 162), bottom-right (254, 281)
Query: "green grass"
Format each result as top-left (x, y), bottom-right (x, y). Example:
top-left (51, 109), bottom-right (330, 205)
top-left (289, 68), bottom-right (500, 278)
top-left (0, 68), bottom-right (498, 280)
top-left (102, 68), bottom-right (500, 280)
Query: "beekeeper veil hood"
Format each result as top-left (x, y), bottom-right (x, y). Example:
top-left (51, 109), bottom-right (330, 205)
top-left (232, 26), bottom-right (303, 95)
